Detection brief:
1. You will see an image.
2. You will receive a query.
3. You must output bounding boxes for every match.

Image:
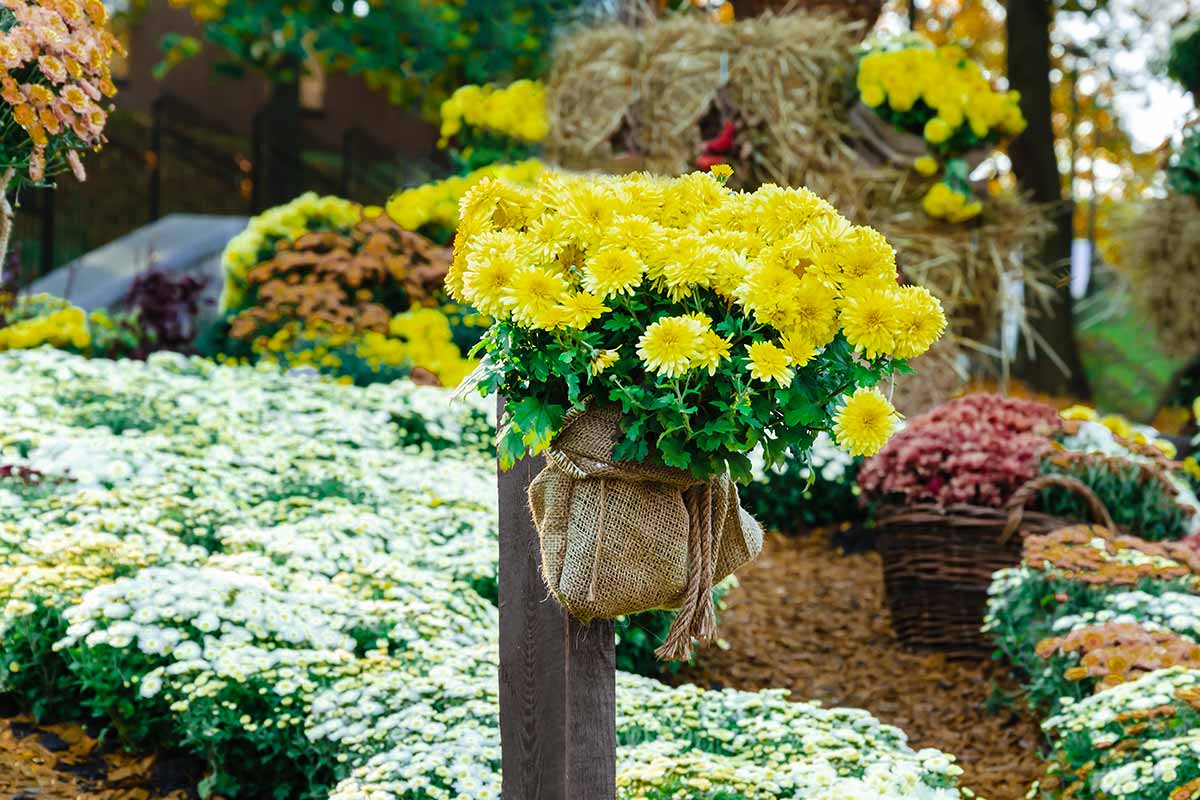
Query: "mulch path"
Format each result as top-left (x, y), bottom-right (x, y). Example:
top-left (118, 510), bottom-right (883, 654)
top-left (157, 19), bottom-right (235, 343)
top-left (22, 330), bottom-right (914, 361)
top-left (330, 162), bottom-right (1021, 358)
top-left (0, 700), bottom-right (199, 800)
top-left (682, 529), bottom-right (1045, 800)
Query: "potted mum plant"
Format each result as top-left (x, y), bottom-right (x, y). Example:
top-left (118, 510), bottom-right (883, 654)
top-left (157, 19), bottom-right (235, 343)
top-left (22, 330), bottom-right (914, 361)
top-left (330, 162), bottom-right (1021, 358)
top-left (860, 395), bottom-right (1106, 658)
top-left (852, 38), bottom-right (1026, 223)
top-left (454, 166), bottom-right (946, 658)
top-left (0, 0), bottom-right (121, 266)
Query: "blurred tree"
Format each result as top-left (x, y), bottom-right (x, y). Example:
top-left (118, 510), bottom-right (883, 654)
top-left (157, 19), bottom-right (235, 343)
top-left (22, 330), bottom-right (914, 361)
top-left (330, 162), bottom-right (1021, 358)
top-left (889, 0), bottom-right (1197, 395)
top-left (1006, 0), bottom-right (1089, 397)
top-left (161, 0), bottom-right (582, 203)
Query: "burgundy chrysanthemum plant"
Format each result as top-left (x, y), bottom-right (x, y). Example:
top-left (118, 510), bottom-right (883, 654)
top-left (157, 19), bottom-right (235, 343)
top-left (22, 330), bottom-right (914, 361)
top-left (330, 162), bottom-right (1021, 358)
top-left (858, 393), bottom-right (1063, 508)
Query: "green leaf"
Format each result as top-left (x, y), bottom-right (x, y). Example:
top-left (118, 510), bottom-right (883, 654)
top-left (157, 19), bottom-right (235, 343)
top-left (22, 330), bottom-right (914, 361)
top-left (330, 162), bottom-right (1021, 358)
top-left (656, 433), bottom-right (693, 470)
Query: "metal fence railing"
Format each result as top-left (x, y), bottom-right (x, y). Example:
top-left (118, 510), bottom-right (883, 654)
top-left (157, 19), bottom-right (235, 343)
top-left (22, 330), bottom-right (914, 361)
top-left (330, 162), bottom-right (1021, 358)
top-left (10, 92), bottom-right (446, 288)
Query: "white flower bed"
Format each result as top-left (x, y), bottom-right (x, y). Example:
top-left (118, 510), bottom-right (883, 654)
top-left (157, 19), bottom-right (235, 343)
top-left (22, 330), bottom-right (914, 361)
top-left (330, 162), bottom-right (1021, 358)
top-left (0, 348), bottom-right (964, 799)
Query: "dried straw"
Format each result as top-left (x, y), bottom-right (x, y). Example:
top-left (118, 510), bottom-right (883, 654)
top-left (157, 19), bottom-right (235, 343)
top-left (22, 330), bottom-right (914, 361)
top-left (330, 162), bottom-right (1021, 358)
top-left (1113, 194), bottom-right (1200, 360)
top-left (545, 10), bottom-right (1054, 354)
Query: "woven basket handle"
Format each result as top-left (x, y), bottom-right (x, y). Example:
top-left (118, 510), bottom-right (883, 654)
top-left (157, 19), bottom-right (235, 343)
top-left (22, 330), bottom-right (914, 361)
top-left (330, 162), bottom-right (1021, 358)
top-left (999, 474), bottom-right (1116, 545)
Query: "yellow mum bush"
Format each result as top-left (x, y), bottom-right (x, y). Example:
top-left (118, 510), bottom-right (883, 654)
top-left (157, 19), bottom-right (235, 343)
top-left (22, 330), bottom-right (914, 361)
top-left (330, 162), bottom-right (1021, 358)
top-left (857, 42), bottom-right (1026, 153)
top-left (249, 308), bottom-right (476, 388)
top-left (0, 294), bottom-right (89, 351)
top-left (438, 80), bottom-right (549, 146)
top-left (454, 167), bottom-right (946, 477)
top-left (385, 158), bottom-right (543, 242)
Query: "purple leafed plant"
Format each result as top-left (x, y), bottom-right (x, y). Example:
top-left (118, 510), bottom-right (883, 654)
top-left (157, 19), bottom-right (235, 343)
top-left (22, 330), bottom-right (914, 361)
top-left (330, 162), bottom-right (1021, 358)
top-left (122, 268), bottom-right (211, 355)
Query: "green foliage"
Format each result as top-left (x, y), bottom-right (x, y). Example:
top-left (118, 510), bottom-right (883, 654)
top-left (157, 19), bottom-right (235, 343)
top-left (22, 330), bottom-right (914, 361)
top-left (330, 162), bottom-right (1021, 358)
top-left (1039, 458), bottom-right (1193, 542)
top-left (1168, 128), bottom-right (1200, 200)
top-left (1169, 17), bottom-right (1200, 95)
top-left (615, 584), bottom-right (731, 679)
top-left (448, 129), bottom-right (541, 174)
top-left (163, 0), bottom-right (583, 117)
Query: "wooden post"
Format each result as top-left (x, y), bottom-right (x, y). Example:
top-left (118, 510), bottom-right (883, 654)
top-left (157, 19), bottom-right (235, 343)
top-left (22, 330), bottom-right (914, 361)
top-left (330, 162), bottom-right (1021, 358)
top-left (498, 400), bottom-right (616, 800)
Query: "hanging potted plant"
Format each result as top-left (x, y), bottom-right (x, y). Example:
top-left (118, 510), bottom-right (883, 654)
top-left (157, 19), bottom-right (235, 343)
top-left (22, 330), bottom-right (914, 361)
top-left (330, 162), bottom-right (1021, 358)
top-left (0, 0), bottom-right (122, 265)
top-left (454, 165), bottom-right (946, 659)
top-left (851, 38), bottom-right (1026, 223)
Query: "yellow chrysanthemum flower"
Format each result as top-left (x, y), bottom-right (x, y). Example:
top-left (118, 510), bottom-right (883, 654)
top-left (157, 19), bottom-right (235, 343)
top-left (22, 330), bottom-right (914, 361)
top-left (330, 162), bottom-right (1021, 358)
top-left (913, 155), bottom-right (939, 176)
top-left (860, 83), bottom-right (885, 108)
top-left (891, 285), bottom-right (946, 359)
top-left (840, 288), bottom-right (899, 359)
top-left (462, 251), bottom-right (520, 316)
top-left (836, 226), bottom-right (897, 290)
top-left (1183, 456), bottom-right (1200, 481)
top-left (1100, 414), bottom-right (1133, 440)
top-left (693, 330), bottom-right (732, 376)
top-left (744, 340), bottom-right (794, 388)
top-left (923, 116), bottom-right (953, 144)
top-left (637, 316), bottom-right (704, 378)
top-left (784, 276), bottom-right (840, 345)
top-left (834, 388), bottom-right (899, 456)
top-left (780, 330), bottom-right (818, 367)
top-left (1152, 438), bottom-right (1178, 459)
top-left (504, 266), bottom-right (568, 326)
top-left (1060, 404), bottom-right (1098, 422)
top-left (559, 292), bottom-right (610, 329)
top-left (590, 348), bottom-right (620, 375)
top-left (583, 249), bottom-right (645, 298)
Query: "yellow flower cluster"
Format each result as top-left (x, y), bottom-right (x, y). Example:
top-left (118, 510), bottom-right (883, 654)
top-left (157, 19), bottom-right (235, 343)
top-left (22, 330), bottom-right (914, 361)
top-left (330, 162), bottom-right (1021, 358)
top-left (251, 308), bottom-right (475, 388)
top-left (220, 193), bottom-right (362, 311)
top-left (438, 80), bottom-right (548, 146)
top-left (386, 159), bottom-right (543, 235)
top-left (858, 44), bottom-right (1026, 147)
top-left (453, 170), bottom-right (944, 364)
top-left (358, 308), bottom-right (477, 387)
top-left (921, 181), bottom-right (982, 223)
top-left (1060, 404), bottom-right (1179, 458)
top-left (0, 294), bottom-right (89, 351)
top-left (451, 169), bottom-right (945, 454)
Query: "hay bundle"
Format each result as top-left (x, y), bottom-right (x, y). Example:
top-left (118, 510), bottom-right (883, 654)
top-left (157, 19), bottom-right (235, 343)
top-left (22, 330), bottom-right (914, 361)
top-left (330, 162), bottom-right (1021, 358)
top-left (546, 11), bottom-right (863, 189)
top-left (544, 10), bottom-right (1053, 353)
top-left (634, 17), bottom-right (735, 174)
top-left (545, 29), bottom-right (641, 166)
top-left (1115, 194), bottom-right (1200, 360)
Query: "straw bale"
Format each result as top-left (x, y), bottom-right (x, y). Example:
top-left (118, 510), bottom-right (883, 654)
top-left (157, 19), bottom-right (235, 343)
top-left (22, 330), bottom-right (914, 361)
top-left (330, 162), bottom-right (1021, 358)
top-left (1114, 194), bottom-right (1200, 360)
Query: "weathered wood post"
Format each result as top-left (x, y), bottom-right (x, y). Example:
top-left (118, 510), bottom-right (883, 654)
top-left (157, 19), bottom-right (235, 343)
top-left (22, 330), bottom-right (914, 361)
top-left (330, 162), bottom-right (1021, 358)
top-left (497, 399), bottom-right (617, 799)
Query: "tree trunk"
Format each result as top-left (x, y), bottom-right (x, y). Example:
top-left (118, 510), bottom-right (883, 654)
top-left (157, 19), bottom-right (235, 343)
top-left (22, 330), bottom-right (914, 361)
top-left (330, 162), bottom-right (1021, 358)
top-left (263, 76), bottom-right (304, 207)
top-left (1005, 0), bottom-right (1091, 399)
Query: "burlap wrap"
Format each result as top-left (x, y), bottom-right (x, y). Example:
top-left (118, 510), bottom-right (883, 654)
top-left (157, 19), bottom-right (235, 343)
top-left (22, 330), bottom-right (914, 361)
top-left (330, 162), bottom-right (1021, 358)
top-left (528, 406), bottom-right (763, 660)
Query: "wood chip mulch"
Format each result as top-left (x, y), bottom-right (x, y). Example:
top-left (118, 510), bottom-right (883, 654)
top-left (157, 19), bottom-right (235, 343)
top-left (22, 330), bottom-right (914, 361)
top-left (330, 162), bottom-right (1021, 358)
top-left (681, 530), bottom-right (1045, 800)
top-left (0, 700), bottom-right (200, 800)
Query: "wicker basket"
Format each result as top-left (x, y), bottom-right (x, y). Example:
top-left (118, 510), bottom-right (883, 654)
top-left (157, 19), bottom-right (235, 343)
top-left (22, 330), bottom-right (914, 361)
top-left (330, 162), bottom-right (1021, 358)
top-left (875, 475), bottom-right (1115, 660)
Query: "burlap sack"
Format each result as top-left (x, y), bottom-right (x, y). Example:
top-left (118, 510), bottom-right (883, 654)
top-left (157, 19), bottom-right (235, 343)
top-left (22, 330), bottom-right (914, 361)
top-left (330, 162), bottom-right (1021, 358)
top-left (528, 406), bottom-right (763, 660)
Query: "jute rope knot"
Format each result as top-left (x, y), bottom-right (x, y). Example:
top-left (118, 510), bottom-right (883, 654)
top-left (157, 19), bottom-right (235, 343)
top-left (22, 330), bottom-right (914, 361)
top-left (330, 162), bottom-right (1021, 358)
top-left (655, 481), bottom-right (717, 661)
